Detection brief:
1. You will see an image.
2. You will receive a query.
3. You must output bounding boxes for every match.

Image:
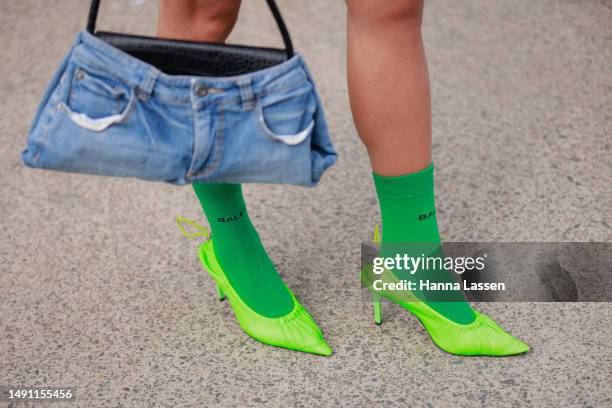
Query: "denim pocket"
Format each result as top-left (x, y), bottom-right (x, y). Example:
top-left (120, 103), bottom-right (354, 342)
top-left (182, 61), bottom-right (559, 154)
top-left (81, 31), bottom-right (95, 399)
top-left (59, 66), bottom-right (134, 131)
top-left (58, 93), bottom-right (135, 132)
top-left (257, 82), bottom-right (316, 146)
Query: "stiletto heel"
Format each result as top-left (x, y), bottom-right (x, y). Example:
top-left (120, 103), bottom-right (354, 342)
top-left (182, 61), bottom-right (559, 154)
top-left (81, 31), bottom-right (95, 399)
top-left (373, 292), bottom-right (383, 325)
top-left (216, 283), bottom-right (226, 301)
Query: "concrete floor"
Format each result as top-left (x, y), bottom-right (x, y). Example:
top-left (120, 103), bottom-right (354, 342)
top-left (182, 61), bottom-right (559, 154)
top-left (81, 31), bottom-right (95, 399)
top-left (1, 0), bottom-right (611, 407)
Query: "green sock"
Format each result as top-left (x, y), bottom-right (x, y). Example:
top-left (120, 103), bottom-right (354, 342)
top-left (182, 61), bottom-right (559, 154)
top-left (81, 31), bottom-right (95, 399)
top-left (373, 163), bottom-right (476, 324)
top-left (193, 183), bottom-right (294, 318)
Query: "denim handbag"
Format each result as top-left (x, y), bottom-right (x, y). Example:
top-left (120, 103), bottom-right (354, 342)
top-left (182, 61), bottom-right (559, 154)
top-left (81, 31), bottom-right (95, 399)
top-left (22, 0), bottom-right (337, 186)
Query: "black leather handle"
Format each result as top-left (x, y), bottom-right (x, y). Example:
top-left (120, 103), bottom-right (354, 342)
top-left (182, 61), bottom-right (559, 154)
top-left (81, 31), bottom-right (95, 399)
top-left (86, 0), bottom-right (294, 58)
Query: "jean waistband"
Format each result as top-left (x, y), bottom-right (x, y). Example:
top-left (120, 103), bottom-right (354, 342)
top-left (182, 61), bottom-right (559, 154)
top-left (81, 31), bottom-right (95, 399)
top-left (72, 30), bottom-right (308, 107)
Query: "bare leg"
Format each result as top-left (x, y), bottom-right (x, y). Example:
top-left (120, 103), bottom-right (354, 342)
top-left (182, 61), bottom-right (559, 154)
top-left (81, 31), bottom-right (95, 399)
top-left (345, 6), bottom-right (530, 351)
top-left (157, 0), bottom-right (241, 42)
top-left (346, 0), bottom-right (431, 176)
top-left (346, 0), bottom-right (481, 326)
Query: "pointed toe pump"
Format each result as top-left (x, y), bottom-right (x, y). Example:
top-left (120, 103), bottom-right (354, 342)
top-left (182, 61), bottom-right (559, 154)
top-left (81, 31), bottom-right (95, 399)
top-left (370, 291), bottom-right (529, 356)
top-left (366, 226), bottom-right (529, 357)
top-left (199, 239), bottom-right (332, 356)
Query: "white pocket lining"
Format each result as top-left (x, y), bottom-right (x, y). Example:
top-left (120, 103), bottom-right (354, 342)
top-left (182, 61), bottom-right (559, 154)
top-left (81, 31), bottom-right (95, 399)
top-left (58, 91), bottom-right (135, 132)
top-left (257, 102), bottom-right (314, 146)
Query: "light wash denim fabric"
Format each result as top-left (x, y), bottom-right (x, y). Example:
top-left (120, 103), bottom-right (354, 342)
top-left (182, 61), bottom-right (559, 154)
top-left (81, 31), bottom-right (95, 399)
top-left (22, 31), bottom-right (337, 186)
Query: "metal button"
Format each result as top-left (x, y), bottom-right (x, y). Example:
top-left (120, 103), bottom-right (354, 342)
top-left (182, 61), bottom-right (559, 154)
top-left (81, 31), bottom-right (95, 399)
top-left (75, 69), bottom-right (84, 80)
top-left (195, 84), bottom-right (209, 97)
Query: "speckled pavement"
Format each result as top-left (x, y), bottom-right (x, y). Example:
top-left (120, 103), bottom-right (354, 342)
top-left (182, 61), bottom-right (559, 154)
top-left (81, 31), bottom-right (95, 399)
top-left (1, 1), bottom-right (611, 407)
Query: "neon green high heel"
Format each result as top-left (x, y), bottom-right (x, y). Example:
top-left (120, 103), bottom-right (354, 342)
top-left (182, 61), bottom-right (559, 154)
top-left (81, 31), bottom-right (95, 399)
top-left (366, 225), bottom-right (529, 356)
top-left (199, 239), bottom-right (332, 356)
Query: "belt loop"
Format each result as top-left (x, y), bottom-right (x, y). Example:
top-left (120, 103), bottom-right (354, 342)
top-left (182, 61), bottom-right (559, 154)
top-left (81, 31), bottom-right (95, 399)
top-left (138, 67), bottom-right (160, 101)
top-left (238, 77), bottom-right (254, 111)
